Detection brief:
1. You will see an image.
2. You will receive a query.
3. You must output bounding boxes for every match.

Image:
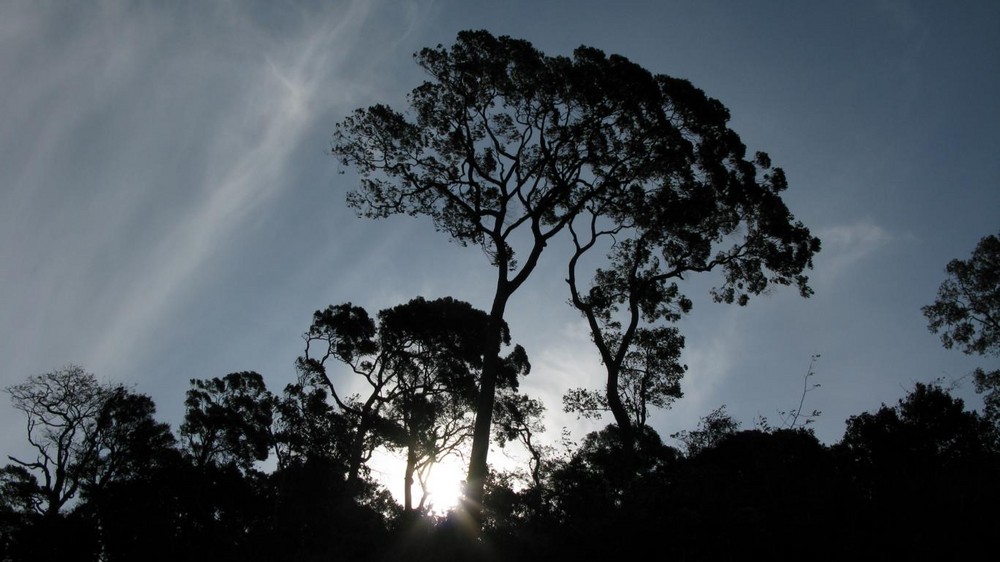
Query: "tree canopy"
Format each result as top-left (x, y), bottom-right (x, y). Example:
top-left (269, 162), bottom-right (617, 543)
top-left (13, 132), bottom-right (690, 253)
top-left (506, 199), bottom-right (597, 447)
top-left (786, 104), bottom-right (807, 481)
top-left (923, 231), bottom-right (1000, 431)
top-left (297, 296), bottom-right (529, 512)
top-left (181, 371), bottom-right (276, 472)
top-left (5, 366), bottom-right (116, 517)
top-left (923, 231), bottom-right (1000, 358)
top-left (3, 363), bottom-right (999, 560)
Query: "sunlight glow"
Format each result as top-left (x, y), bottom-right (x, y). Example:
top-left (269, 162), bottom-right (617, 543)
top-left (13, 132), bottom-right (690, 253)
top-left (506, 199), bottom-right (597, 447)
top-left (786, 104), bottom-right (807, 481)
top-left (369, 448), bottom-right (468, 515)
top-left (418, 456), bottom-right (467, 515)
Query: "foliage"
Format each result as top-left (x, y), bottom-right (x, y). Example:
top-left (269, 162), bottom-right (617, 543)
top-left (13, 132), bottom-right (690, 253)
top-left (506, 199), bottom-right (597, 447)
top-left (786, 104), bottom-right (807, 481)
top-left (974, 367), bottom-right (1000, 436)
top-left (85, 387), bottom-right (177, 491)
top-left (671, 405), bottom-right (741, 457)
top-left (273, 372), bottom-right (353, 471)
top-left (923, 231), bottom-right (1000, 439)
top-left (922, 231), bottom-right (1000, 357)
top-left (838, 383), bottom-right (994, 469)
top-left (297, 296), bottom-right (527, 511)
top-left (181, 371), bottom-right (277, 472)
top-left (4, 366), bottom-right (111, 516)
top-left (492, 392), bottom-right (549, 489)
top-left (833, 382), bottom-right (999, 557)
top-left (563, 326), bottom-right (684, 428)
top-left (0, 466), bottom-right (41, 516)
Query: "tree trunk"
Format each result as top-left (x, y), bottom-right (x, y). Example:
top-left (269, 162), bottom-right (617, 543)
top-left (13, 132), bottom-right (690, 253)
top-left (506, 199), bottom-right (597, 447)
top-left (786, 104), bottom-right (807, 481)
top-left (346, 413), bottom-right (374, 490)
top-left (460, 291), bottom-right (510, 528)
top-left (606, 364), bottom-right (636, 452)
top-left (404, 446), bottom-right (416, 512)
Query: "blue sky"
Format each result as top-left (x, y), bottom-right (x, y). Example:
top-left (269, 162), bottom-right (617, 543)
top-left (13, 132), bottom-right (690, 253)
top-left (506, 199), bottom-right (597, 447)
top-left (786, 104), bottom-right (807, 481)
top-left (2, 0), bottom-right (998, 471)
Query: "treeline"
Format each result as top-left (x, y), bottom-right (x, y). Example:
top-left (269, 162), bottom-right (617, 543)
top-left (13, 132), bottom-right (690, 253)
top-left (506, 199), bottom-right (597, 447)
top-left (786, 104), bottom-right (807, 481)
top-left (2, 360), bottom-right (998, 561)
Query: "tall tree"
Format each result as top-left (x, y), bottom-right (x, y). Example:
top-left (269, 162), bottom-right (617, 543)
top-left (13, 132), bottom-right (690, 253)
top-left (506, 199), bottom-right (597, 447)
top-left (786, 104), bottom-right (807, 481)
top-left (333, 30), bottom-right (819, 523)
top-left (297, 302), bottom-right (383, 488)
top-left (378, 297), bottom-right (495, 512)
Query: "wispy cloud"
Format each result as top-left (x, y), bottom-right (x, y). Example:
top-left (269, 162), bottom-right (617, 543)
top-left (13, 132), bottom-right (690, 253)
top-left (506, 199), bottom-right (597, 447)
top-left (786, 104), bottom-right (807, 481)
top-left (813, 221), bottom-right (895, 285)
top-left (0, 1), bottom-right (422, 383)
top-left (87, 1), bottom-right (388, 373)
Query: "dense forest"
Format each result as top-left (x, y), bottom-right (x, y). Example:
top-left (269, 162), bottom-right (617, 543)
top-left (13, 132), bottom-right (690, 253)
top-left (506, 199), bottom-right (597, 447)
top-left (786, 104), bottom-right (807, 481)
top-left (2, 356), bottom-right (998, 561)
top-left (3, 30), bottom-right (998, 561)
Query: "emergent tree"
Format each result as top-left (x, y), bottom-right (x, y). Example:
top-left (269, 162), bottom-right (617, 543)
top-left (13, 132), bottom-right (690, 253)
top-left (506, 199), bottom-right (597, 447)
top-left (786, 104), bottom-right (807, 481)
top-left (333, 30), bottom-right (819, 523)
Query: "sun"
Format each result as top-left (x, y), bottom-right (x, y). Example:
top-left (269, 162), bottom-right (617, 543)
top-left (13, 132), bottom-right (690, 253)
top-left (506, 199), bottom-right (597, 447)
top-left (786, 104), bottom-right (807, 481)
top-left (368, 449), bottom-right (468, 515)
top-left (417, 456), bottom-right (466, 515)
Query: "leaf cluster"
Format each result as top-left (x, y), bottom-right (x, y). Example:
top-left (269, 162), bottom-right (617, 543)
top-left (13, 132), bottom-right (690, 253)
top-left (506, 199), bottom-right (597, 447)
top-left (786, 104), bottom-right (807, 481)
top-left (923, 231), bottom-right (1000, 357)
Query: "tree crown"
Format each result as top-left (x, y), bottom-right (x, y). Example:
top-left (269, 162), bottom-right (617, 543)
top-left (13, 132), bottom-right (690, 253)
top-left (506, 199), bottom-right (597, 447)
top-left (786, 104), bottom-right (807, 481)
top-left (923, 231), bottom-right (1000, 357)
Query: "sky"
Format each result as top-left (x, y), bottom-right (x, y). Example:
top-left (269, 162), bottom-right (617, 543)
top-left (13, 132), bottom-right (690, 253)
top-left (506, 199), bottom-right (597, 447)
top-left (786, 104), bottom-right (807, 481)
top-left (2, 0), bottom-right (998, 486)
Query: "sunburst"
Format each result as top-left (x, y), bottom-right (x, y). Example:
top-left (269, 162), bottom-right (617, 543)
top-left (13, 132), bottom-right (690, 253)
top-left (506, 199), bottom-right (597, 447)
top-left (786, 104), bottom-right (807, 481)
top-left (416, 455), bottom-right (466, 515)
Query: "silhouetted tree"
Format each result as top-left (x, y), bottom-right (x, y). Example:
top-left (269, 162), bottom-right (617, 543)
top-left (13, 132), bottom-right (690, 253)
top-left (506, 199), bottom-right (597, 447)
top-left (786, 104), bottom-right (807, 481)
top-left (923, 231), bottom-right (1000, 433)
top-left (493, 392), bottom-right (548, 490)
top-left (4, 366), bottom-right (110, 518)
top-left (84, 387), bottom-right (178, 491)
top-left (75, 389), bottom-right (185, 561)
top-left (333, 30), bottom-right (819, 521)
top-left (923, 231), bottom-right (1000, 358)
top-left (835, 383), bottom-right (999, 557)
top-left (671, 428), bottom-right (843, 560)
top-left (0, 465), bottom-right (43, 559)
top-left (671, 405), bottom-right (741, 457)
top-left (181, 371), bottom-right (277, 472)
top-left (298, 296), bottom-right (526, 512)
top-left (0, 466), bottom-right (40, 517)
top-left (549, 425), bottom-right (675, 515)
top-left (380, 297), bottom-right (502, 512)
top-left (269, 456), bottom-right (395, 562)
top-left (565, 140), bottom-right (817, 451)
top-left (514, 425), bottom-right (678, 561)
top-left (273, 372), bottom-right (353, 471)
top-left (3, 368), bottom-right (190, 561)
top-left (562, 327), bottom-right (684, 433)
top-left (296, 302), bottom-right (383, 487)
